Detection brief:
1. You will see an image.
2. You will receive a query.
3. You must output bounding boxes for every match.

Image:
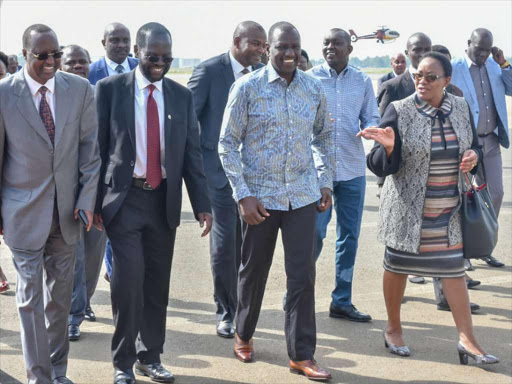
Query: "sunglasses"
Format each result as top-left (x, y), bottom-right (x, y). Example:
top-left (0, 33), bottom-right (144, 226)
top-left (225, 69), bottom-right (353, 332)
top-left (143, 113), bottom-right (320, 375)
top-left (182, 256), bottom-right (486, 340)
top-left (28, 51), bottom-right (63, 61)
top-left (412, 72), bottom-right (445, 83)
top-left (144, 55), bottom-right (173, 64)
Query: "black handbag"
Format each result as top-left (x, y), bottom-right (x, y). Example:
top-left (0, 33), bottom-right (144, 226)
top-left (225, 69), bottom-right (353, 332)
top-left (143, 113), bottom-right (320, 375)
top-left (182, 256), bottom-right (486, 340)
top-left (461, 163), bottom-right (499, 259)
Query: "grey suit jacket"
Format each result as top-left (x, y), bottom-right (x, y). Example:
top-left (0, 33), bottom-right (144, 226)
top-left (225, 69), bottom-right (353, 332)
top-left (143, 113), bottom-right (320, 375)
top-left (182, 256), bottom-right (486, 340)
top-left (0, 70), bottom-right (100, 250)
top-left (188, 52), bottom-right (263, 189)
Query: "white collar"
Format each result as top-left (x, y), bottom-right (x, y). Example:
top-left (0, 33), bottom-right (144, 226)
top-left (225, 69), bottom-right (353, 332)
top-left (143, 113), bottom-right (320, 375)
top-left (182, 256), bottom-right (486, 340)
top-left (408, 65), bottom-right (418, 75)
top-left (464, 52), bottom-right (478, 68)
top-left (23, 65), bottom-right (55, 96)
top-left (229, 51), bottom-right (250, 75)
top-left (105, 56), bottom-right (130, 72)
top-left (135, 66), bottom-right (163, 93)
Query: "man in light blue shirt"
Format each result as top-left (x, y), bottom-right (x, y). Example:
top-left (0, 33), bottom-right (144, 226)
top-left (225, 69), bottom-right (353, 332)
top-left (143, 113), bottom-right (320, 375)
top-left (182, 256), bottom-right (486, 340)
top-left (219, 22), bottom-right (333, 381)
top-left (451, 28), bottom-right (512, 269)
top-left (309, 28), bottom-right (380, 322)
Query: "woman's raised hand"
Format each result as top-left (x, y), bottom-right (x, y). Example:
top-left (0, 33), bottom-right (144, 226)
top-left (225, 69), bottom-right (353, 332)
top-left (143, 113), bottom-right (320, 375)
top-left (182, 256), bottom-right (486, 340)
top-left (357, 126), bottom-right (395, 157)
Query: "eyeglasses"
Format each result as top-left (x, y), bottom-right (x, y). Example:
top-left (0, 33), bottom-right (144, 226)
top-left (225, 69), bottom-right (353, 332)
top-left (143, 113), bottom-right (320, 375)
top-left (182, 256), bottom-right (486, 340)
top-left (412, 72), bottom-right (445, 83)
top-left (144, 55), bottom-right (173, 64)
top-left (28, 51), bottom-right (63, 61)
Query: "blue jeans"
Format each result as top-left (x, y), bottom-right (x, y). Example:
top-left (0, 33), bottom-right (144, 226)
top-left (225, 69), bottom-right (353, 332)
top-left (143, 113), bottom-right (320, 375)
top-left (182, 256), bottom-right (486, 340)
top-left (315, 176), bottom-right (366, 308)
top-left (105, 238), bottom-right (113, 278)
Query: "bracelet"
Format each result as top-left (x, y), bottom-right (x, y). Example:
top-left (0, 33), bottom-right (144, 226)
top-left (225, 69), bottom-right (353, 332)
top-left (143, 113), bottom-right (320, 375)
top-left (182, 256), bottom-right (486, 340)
top-left (500, 61), bottom-right (510, 69)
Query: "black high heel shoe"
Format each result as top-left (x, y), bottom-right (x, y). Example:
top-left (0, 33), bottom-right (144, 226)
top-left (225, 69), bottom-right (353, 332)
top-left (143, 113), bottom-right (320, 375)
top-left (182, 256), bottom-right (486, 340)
top-left (457, 342), bottom-right (499, 365)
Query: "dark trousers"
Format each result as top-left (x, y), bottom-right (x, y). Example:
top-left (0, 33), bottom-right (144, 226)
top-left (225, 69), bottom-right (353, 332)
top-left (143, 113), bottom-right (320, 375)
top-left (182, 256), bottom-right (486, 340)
top-left (236, 203), bottom-right (317, 361)
top-left (106, 184), bottom-right (176, 372)
top-left (209, 183), bottom-right (242, 323)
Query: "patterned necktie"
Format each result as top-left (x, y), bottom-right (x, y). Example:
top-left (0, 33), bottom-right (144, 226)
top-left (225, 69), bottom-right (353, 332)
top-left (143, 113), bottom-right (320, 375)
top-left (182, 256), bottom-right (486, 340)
top-left (39, 86), bottom-right (55, 145)
top-left (115, 64), bottom-right (124, 74)
top-left (146, 84), bottom-right (162, 189)
top-left (241, 68), bottom-right (250, 75)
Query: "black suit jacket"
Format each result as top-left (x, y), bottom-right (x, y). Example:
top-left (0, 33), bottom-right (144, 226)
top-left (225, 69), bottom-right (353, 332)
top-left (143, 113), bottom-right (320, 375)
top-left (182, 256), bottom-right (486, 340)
top-left (377, 71), bottom-right (395, 90)
top-left (95, 71), bottom-right (211, 228)
top-left (377, 70), bottom-right (415, 115)
top-left (187, 52), bottom-right (263, 189)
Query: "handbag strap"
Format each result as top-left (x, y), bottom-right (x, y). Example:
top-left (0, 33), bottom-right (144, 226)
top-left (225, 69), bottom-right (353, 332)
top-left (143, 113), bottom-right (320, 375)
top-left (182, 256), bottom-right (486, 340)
top-left (463, 151), bottom-right (487, 189)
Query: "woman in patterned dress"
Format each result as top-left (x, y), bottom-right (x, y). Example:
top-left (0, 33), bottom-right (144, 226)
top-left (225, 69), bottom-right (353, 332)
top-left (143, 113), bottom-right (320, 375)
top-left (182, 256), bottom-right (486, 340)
top-left (359, 52), bottom-right (498, 365)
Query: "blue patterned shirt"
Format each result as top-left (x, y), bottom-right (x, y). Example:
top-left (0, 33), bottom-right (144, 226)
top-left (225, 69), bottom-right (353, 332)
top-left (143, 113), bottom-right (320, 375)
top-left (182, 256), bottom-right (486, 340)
top-left (219, 63), bottom-right (334, 211)
top-left (309, 63), bottom-right (380, 181)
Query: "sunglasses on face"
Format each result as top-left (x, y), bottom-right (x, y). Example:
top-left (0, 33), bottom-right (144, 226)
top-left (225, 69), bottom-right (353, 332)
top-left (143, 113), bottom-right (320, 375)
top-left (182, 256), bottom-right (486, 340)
top-left (144, 55), bottom-right (173, 64)
top-left (28, 51), bottom-right (63, 61)
top-left (412, 72), bottom-right (445, 83)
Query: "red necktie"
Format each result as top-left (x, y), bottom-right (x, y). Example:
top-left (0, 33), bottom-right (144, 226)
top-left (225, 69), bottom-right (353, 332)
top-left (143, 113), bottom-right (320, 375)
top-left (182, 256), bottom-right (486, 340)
top-left (146, 84), bottom-right (162, 189)
top-left (39, 86), bottom-right (55, 145)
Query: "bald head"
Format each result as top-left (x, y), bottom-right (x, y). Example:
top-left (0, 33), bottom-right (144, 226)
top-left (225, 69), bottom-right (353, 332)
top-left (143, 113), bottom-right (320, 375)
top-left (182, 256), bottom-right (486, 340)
top-left (405, 32), bottom-right (431, 69)
top-left (61, 45), bottom-right (91, 78)
top-left (231, 21), bottom-right (267, 68)
top-left (467, 28), bottom-right (493, 66)
top-left (391, 52), bottom-right (406, 75)
top-left (102, 22), bottom-right (131, 64)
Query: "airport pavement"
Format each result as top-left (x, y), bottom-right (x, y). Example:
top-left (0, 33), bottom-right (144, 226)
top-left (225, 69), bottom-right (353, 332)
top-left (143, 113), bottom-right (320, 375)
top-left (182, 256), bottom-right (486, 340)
top-left (0, 78), bottom-right (511, 383)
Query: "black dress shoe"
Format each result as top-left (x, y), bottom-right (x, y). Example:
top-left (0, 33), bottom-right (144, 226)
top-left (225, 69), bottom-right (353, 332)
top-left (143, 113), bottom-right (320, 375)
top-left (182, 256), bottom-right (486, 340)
top-left (52, 377), bottom-right (74, 384)
top-left (68, 324), bottom-right (80, 341)
top-left (437, 301), bottom-right (480, 314)
top-left (84, 306), bottom-right (96, 322)
top-left (329, 304), bottom-right (372, 322)
top-left (216, 320), bottom-right (235, 338)
top-left (114, 370), bottom-right (135, 384)
top-left (466, 279), bottom-right (481, 289)
top-left (135, 362), bottom-right (175, 383)
top-left (481, 255), bottom-right (505, 268)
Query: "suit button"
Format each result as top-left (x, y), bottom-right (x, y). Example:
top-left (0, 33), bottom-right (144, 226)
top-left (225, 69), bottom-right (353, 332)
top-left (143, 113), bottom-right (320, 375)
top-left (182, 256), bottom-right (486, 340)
top-left (50, 149), bottom-right (54, 154)
top-left (124, 185), bottom-right (128, 189)
top-left (130, 161), bottom-right (134, 166)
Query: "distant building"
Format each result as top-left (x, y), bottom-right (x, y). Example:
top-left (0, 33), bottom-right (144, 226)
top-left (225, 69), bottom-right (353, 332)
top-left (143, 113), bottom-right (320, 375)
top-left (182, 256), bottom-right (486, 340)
top-left (171, 58), bottom-right (201, 68)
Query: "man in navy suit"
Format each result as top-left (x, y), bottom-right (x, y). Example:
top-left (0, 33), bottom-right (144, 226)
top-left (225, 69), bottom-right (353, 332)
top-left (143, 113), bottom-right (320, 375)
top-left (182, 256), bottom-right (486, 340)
top-left (89, 22), bottom-right (138, 86)
top-left (187, 21), bottom-right (267, 339)
top-left (377, 52), bottom-right (406, 90)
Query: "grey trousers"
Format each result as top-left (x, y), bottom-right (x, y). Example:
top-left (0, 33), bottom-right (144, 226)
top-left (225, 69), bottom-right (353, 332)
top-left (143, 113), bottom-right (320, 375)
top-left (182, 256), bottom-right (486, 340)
top-left (69, 226), bottom-right (107, 326)
top-left (10, 208), bottom-right (75, 384)
top-left (475, 133), bottom-right (504, 217)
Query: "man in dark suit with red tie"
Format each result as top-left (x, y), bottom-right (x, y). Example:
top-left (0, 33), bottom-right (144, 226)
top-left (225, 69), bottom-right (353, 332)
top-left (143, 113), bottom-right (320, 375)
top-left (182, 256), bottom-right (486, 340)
top-left (95, 22), bottom-right (212, 384)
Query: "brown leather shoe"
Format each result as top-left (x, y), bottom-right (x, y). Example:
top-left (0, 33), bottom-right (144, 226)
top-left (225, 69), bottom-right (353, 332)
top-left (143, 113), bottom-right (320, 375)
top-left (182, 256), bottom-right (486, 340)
top-left (289, 359), bottom-right (332, 381)
top-left (234, 333), bottom-right (254, 363)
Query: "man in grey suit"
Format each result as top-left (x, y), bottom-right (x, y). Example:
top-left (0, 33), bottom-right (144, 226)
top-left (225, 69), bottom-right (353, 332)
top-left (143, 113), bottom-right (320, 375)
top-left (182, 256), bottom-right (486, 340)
top-left (187, 21), bottom-right (267, 338)
top-left (0, 25), bottom-right (100, 384)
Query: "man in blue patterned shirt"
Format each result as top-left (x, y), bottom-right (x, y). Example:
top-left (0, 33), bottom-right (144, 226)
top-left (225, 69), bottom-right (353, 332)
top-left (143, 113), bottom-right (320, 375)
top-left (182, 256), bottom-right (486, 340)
top-left (219, 21), bottom-right (333, 381)
top-left (309, 28), bottom-right (380, 323)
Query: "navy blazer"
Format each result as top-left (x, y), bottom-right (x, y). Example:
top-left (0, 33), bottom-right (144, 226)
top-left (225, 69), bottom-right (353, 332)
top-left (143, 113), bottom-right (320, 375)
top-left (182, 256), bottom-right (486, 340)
top-left (187, 52), bottom-right (263, 189)
top-left (88, 56), bottom-right (139, 85)
top-left (95, 71), bottom-right (211, 228)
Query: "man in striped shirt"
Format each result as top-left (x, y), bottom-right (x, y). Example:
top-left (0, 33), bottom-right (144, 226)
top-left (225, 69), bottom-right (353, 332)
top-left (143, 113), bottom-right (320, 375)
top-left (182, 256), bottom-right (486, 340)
top-left (309, 28), bottom-right (380, 322)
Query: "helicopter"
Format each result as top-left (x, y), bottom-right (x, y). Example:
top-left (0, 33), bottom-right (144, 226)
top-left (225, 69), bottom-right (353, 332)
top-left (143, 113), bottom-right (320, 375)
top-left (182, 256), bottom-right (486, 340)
top-left (349, 27), bottom-right (400, 44)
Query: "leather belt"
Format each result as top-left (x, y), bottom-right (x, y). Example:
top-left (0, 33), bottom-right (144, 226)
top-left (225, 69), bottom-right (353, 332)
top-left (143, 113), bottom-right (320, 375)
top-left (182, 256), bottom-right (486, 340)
top-left (132, 178), bottom-right (158, 191)
top-left (478, 132), bottom-right (493, 138)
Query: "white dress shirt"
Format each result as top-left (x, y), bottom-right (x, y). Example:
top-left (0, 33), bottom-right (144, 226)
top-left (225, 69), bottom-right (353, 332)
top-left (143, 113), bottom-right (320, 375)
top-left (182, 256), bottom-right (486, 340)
top-left (24, 66), bottom-right (56, 118)
top-left (133, 67), bottom-right (166, 178)
top-left (105, 56), bottom-right (130, 76)
top-left (229, 51), bottom-right (251, 80)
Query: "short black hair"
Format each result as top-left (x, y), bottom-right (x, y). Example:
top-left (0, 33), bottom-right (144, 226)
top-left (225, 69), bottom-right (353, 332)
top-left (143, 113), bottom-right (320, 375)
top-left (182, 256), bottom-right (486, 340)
top-left (233, 21), bottom-right (266, 40)
top-left (62, 45), bottom-right (91, 62)
top-left (420, 52), bottom-right (452, 77)
top-left (301, 49), bottom-right (309, 62)
top-left (136, 22), bottom-right (172, 49)
top-left (268, 21), bottom-right (299, 44)
top-left (329, 28), bottom-right (351, 45)
top-left (22, 24), bottom-right (55, 50)
top-left (432, 44), bottom-right (451, 59)
top-left (0, 51), bottom-right (8, 68)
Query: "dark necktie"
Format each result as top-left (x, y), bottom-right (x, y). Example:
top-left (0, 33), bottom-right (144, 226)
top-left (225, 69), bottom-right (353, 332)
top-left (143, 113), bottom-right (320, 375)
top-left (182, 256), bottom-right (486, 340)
top-left (115, 64), bottom-right (124, 74)
top-left (241, 68), bottom-right (250, 75)
top-left (38, 86), bottom-right (55, 145)
top-left (146, 84), bottom-right (162, 189)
